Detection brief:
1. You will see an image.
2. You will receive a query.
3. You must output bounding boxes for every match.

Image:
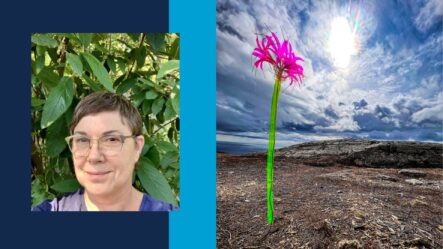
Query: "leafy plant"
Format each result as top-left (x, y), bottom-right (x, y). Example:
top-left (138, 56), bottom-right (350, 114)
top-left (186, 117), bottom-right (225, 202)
top-left (31, 33), bottom-right (180, 207)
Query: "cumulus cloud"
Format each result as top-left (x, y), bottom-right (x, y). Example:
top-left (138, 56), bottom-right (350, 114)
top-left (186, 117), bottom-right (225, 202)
top-left (412, 105), bottom-right (443, 123)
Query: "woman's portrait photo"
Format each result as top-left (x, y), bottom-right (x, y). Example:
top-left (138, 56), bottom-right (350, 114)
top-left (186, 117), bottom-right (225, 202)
top-left (31, 33), bottom-right (180, 211)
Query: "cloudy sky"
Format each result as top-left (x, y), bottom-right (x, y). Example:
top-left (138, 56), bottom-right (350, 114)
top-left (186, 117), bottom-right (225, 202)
top-left (216, 0), bottom-right (443, 154)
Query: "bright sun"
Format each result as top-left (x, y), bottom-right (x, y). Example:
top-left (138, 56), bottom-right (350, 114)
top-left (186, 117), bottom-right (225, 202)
top-left (328, 17), bottom-right (357, 68)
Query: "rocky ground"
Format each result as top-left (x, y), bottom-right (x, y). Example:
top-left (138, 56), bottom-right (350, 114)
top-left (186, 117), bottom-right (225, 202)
top-left (217, 140), bottom-right (443, 249)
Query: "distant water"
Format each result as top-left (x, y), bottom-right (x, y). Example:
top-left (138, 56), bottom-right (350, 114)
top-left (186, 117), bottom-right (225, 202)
top-left (216, 141), bottom-right (268, 154)
top-left (217, 136), bottom-right (443, 155)
top-left (217, 141), bottom-right (284, 155)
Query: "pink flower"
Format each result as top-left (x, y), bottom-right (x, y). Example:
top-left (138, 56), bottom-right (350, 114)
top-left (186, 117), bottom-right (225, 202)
top-left (252, 32), bottom-right (304, 86)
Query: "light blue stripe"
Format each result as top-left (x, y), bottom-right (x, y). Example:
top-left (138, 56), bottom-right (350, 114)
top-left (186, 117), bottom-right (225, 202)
top-left (170, 0), bottom-right (216, 248)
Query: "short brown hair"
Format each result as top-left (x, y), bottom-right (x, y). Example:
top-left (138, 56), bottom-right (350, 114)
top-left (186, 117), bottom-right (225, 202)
top-left (70, 92), bottom-right (143, 136)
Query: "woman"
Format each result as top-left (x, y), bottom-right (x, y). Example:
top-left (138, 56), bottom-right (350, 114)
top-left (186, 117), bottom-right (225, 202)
top-left (32, 92), bottom-right (176, 211)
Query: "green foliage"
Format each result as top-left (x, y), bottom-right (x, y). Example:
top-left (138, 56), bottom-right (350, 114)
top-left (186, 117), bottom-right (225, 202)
top-left (31, 33), bottom-right (180, 208)
top-left (51, 179), bottom-right (81, 193)
top-left (82, 52), bottom-right (114, 91)
top-left (136, 157), bottom-right (178, 207)
top-left (40, 77), bottom-right (74, 129)
top-left (32, 34), bottom-right (58, 48)
top-left (66, 53), bottom-right (83, 76)
top-left (157, 60), bottom-right (179, 80)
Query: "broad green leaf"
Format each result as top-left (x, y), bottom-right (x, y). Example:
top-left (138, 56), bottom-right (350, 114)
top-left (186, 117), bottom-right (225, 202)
top-left (144, 138), bottom-right (155, 148)
top-left (138, 78), bottom-right (155, 87)
top-left (106, 57), bottom-right (117, 73)
top-left (169, 37), bottom-right (180, 59)
top-left (50, 178), bottom-right (81, 193)
top-left (175, 176), bottom-right (180, 190)
top-left (152, 97), bottom-right (165, 115)
top-left (35, 56), bottom-right (45, 74)
top-left (41, 77), bottom-right (74, 129)
top-left (94, 44), bottom-right (107, 53)
top-left (45, 164), bottom-right (56, 184)
top-left (135, 46), bottom-right (147, 69)
top-left (160, 151), bottom-right (179, 169)
top-left (31, 98), bottom-right (45, 107)
top-left (142, 100), bottom-right (152, 115)
top-left (169, 162), bottom-right (179, 169)
top-left (144, 118), bottom-right (152, 134)
top-left (137, 158), bottom-right (178, 206)
top-left (36, 45), bottom-right (46, 56)
top-left (113, 74), bottom-right (125, 88)
top-left (172, 90), bottom-right (180, 114)
top-left (116, 78), bottom-right (137, 94)
top-left (82, 53), bottom-right (113, 91)
top-left (47, 48), bottom-right (59, 63)
top-left (64, 99), bottom-right (76, 126)
top-left (146, 33), bottom-right (165, 51)
top-left (157, 60), bottom-right (179, 80)
top-left (79, 54), bottom-right (91, 72)
top-left (37, 67), bottom-right (59, 89)
top-left (32, 178), bottom-right (55, 208)
top-left (127, 33), bottom-right (141, 42)
top-left (31, 103), bottom-right (43, 113)
top-left (164, 169), bottom-right (176, 178)
top-left (31, 179), bottom-right (46, 207)
top-left (157, 141), bottom-right (178, 152)
top-left (163, 79), bottom-right (177, 87)
top-left (157, 112), bottom-right (165, 123)
top-left (140, 143), bottom-right (151, 157)
top-left (56, 33), bottom-right (79, 41)
top-left (32, 34), bottom-right (58, 48)
top-left (164, 99), bottom-right (176, 121)
top-left (146, 146), bottom-right (160, 166)
top-left (46, 117), bottom-right (68, 157)
top-left (55, 158), bottom-right (73, 177)
top-left (78, 33), bottom-right (93, 47)
top-left (66, 53), bottom-right (83, 76)
top-left (131, 91), bottom-right (145, 107)
top-left (117, 58), bottom-right (126, 74)
top-left (92, 33), bottom-right (108, 44)
top-left (83, 75), bottom-right (104, 92)
top-left (31, 74), bottom-right (38, 86)
top-left (145, 90), bottom-right (158, 100)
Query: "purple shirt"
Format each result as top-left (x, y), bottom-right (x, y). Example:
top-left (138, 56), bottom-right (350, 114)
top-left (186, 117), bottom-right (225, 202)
top-left (32, 189), bottom-right (177, 211)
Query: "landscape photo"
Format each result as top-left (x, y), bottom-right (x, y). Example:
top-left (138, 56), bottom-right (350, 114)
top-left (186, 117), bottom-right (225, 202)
top-left (216, 0), bottom-right (443, 248)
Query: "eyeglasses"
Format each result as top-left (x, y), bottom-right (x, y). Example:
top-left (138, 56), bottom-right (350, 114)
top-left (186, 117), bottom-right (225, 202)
top-left (65, 134), bottom-right (136, 157)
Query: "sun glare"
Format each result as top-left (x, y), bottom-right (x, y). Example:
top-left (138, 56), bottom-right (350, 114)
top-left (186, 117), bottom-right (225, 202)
top-left (328, 17), bottom-right (357, 68)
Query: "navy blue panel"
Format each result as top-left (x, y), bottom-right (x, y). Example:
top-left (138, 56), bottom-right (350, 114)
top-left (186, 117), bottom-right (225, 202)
top-left (0, 1), bottom-right (169, 248)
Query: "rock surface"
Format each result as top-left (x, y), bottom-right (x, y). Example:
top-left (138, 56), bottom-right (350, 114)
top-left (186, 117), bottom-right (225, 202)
top-left (405, 179), bottom-right (424, 185)
top-left (398, 169), bottom-right (427, 177)
top-left (266, 139), bottom-right (442, 168)
top-left (217, 153), bottom-right (443, 249)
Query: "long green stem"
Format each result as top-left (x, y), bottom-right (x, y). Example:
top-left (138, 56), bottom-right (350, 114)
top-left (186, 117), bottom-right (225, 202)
top-left (267, 77), bottom-right (281, 224)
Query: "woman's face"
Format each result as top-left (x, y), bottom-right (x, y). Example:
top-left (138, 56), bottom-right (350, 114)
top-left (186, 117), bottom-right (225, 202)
top-left (72, 111), bottom-right (144, 197)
